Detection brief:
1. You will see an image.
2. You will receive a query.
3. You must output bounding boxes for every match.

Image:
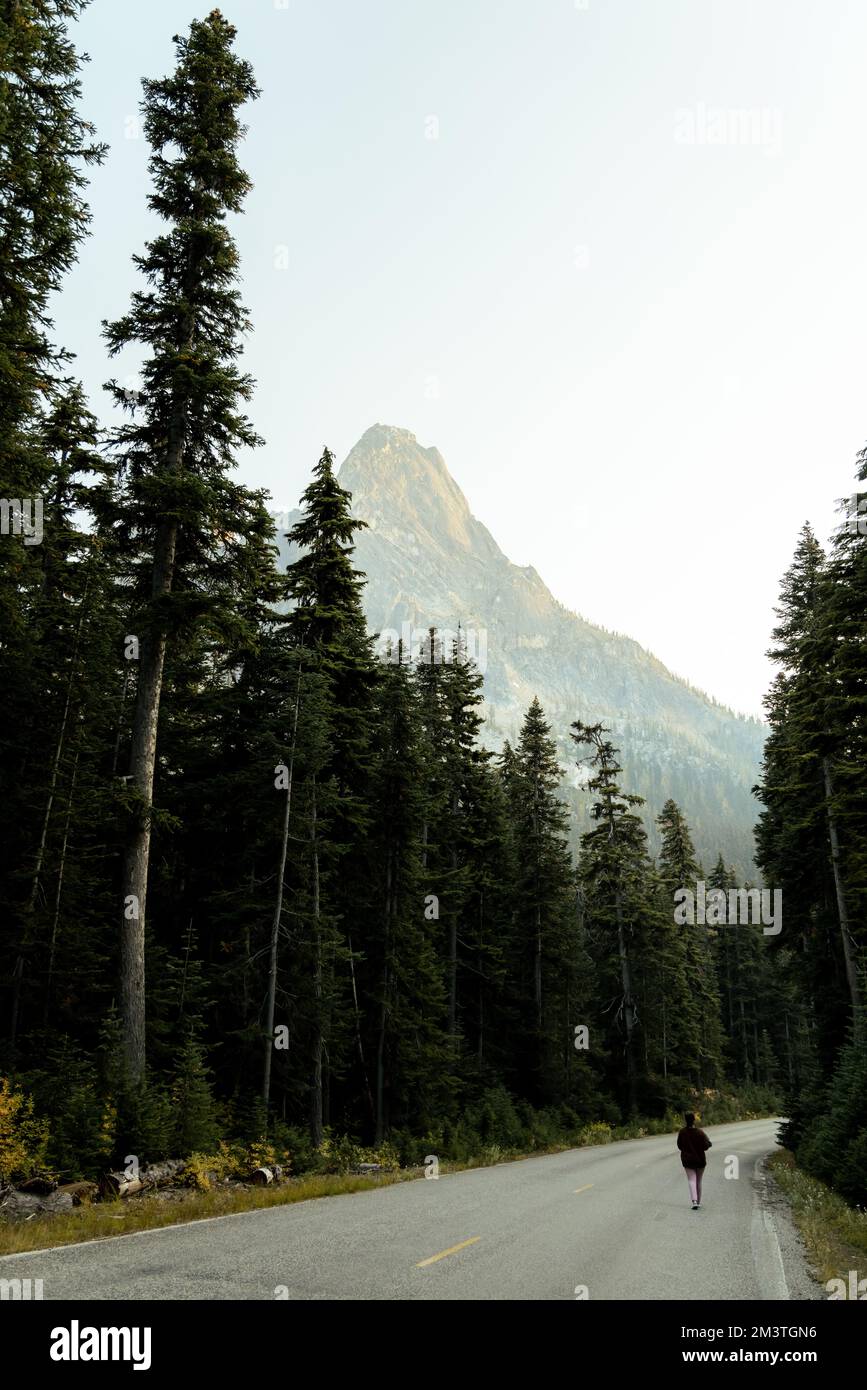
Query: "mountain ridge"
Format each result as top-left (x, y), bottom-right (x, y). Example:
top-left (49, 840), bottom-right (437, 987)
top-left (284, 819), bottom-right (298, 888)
top-left (275, 424), bottom-right (765, 875)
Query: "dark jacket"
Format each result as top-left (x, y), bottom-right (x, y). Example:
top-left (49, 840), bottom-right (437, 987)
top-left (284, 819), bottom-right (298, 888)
top-left (677, 1125), bottom-right (712, 1169)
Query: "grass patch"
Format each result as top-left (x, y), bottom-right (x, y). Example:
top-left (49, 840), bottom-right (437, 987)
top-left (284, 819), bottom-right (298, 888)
top-left (0, 1171), bottom-right (413, 1258)
top-left (767, 1150), bottom-right (867, 1291)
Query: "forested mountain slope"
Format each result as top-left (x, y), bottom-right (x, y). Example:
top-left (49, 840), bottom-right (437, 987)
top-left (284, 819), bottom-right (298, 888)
top-left (276, 425), bottom-right (765, 874)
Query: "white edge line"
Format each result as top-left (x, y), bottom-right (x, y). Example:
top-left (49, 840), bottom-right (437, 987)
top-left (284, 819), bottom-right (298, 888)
top-left (0, 1195), bottom-right (344, 1264)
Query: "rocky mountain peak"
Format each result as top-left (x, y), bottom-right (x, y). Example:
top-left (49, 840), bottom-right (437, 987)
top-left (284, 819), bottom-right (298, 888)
top-left (274, 425), bottom-right (765, 874)
top-left (339, 424), bottom-right (476, 555)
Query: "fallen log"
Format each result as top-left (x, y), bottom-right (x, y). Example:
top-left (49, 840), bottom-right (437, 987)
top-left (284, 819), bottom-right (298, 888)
top-left (250, 1164), bottom-right (283, 1187)
top-left (140, 1159), bottom-right (185, 1187)
top-left (56, 1181), bottom-right (99, 1206)
top-left (17, 1176), bottom-right (57, 1195)
top-left (99, 1158), bottom-right (186, 1199)
top-left (99, 1172), bottom-right (144, 1199)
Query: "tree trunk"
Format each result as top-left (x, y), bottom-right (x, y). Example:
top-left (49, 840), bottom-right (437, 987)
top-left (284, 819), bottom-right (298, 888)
top-left (534, 901), bottom-right (543, 1032)
top-left (784, 1012), bottom-right (794, 1089)
top-left (262, 659), bottom-right (303, 1109)
top-left (120, 523), bottom-right (175, 1083)
top-left (822, 755), bottom-right (863, 1039)
top-left (348, 933), bottom-right (376, 1126)
top-left (740, 996), bottom-right (749, 1078)
top-left (111, 665), bottom-right (132, 777)
top-left (100, 1158), bottom-right (185, 1198)
top-left (448, 790), bottom-right (458, 1040)
top-left (10, 585), bottom-right (89, 1047)
top-left (615, 887), bottom-right (637, 1110)
top-left (28, 579), bottom-right (89, 915)
top-left (375, 852), bottom-right (392, 1144)
top-left (477, 902), bottom-right (485, 1070)
top-left (119, 262), bottom-right (195, 1081)
top-left (310, 775), bottom-right (323, 1147)
top-left (44, 750), bottom-right (79, 1023)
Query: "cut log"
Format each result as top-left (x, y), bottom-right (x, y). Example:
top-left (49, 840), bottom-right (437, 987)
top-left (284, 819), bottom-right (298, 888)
top-left (17, 1176), bottom-right (57, 1195)
top-left (99, 1172), bottom-right (144, 1199)
top-left (250, 1164), bottom-right (283, 1187)
top-left (56, 1181), bottom-right (99, 1206)
top-left (99, 1158), bottom-right (185, 1199)
top-left (140, 1159), bottom-right (185, 1187)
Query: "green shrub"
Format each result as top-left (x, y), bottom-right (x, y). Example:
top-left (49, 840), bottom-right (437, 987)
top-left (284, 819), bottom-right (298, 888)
top-left (171, 1035), bottom-right (221, 1156)
top-left (577, 1121), bottom-right (612, 1147)
top-left (797, 1037), bottom-right (867, 1207)
top-left (21, 1040), bottom-right (109, 1179)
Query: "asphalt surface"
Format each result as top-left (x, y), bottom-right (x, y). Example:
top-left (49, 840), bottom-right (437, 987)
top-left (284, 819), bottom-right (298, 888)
top-left (1, 1118), bottom-right (821, 1300)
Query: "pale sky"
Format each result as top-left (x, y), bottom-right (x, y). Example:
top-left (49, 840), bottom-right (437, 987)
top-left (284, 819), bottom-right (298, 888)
top-left (54, 0), bottom-right (867, 718)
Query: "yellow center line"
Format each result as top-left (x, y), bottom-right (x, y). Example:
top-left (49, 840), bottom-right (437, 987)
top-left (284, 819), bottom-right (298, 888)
top-left (574, 1183), bottom-right (594, 1194)
top-left (416, 1236), bottom-right (481, 1267)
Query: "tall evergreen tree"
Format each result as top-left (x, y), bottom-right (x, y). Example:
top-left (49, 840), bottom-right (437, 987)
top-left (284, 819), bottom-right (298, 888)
top-left (360, 648), bottom-right (450, 1141)
top-left (502, 698), bottom-right (590, 1104)
top-left (0, 0), bottom-right (103, 465)
top-left (102, 11), bottom-right (262, 1079)
top-left (0, 0), bottom-right (104, 1050)
top-left (755, 523), bottom-right (862, 1056)
top-left (282, 447), bottom-right (378, 1136)
top-left (820, 486), bottom-right (867, 1034)
top-left (572, 722), bottom-right (652, 1112)
top-left (656, 800), bottom-right (723, 1088)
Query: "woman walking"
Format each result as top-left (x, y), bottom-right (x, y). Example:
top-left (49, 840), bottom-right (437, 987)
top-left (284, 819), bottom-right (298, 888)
top-left (677, 1111), bottom-right (712, 1209)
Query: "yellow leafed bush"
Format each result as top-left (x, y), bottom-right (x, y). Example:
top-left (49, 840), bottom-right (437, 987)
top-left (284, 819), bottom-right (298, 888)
top-left (0, 1077), bottom-right (50, 1184)
top-left (577, 1121), bottom-right (612, 1147)
top-left (183, 1138), bottom-right (292, 1191)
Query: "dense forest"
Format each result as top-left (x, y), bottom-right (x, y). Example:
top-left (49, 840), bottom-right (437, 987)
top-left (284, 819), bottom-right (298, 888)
top-left (0, 5), bottom-right (864, 1211)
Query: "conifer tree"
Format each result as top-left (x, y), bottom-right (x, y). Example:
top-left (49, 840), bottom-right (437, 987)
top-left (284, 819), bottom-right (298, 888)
top-left (657, 800), bottom-right (723, 1087)
top-left (820, 485), bottom-right (867, 1034)
top-left (102, 11), bottom-right (262, 1080)
top-left (572, 722), bottom-right (651, 1112)
top-left (361, 648), bottom-right (450, 1140)
top-left (284, 448), bottom-right (376, 799)
top-left (502, 699), bottom-right (588, 1103)
top-left (283, 448), bottom-right (378, 1137)
top-left (756, 523), bottom-right (862, 1053)
top-left (0, 0), bottom-right (103, 467)
top-left (412, 633), bottom-right (489, 1055)
top-left (3, 382), bottom-right (119, 1055)
top-left (0, 0), bottom-right (104, 1051)
top-left (653, 800), bottom-right (707, 1088)
top-left (171, 1033), bottom-right (220, 1155)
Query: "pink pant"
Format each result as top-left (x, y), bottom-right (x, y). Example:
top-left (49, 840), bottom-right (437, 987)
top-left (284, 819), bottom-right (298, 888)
top-left (685, 1168), bottom-right (703, 1203)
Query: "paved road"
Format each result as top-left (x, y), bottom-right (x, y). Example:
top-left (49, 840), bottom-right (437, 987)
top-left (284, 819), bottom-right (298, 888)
top-left (1, 1118), bottom-right (820, 1300)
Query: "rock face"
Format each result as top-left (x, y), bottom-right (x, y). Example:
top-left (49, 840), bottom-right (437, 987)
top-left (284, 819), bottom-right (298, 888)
top-left (275, 424), bottom-right (765, 876)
